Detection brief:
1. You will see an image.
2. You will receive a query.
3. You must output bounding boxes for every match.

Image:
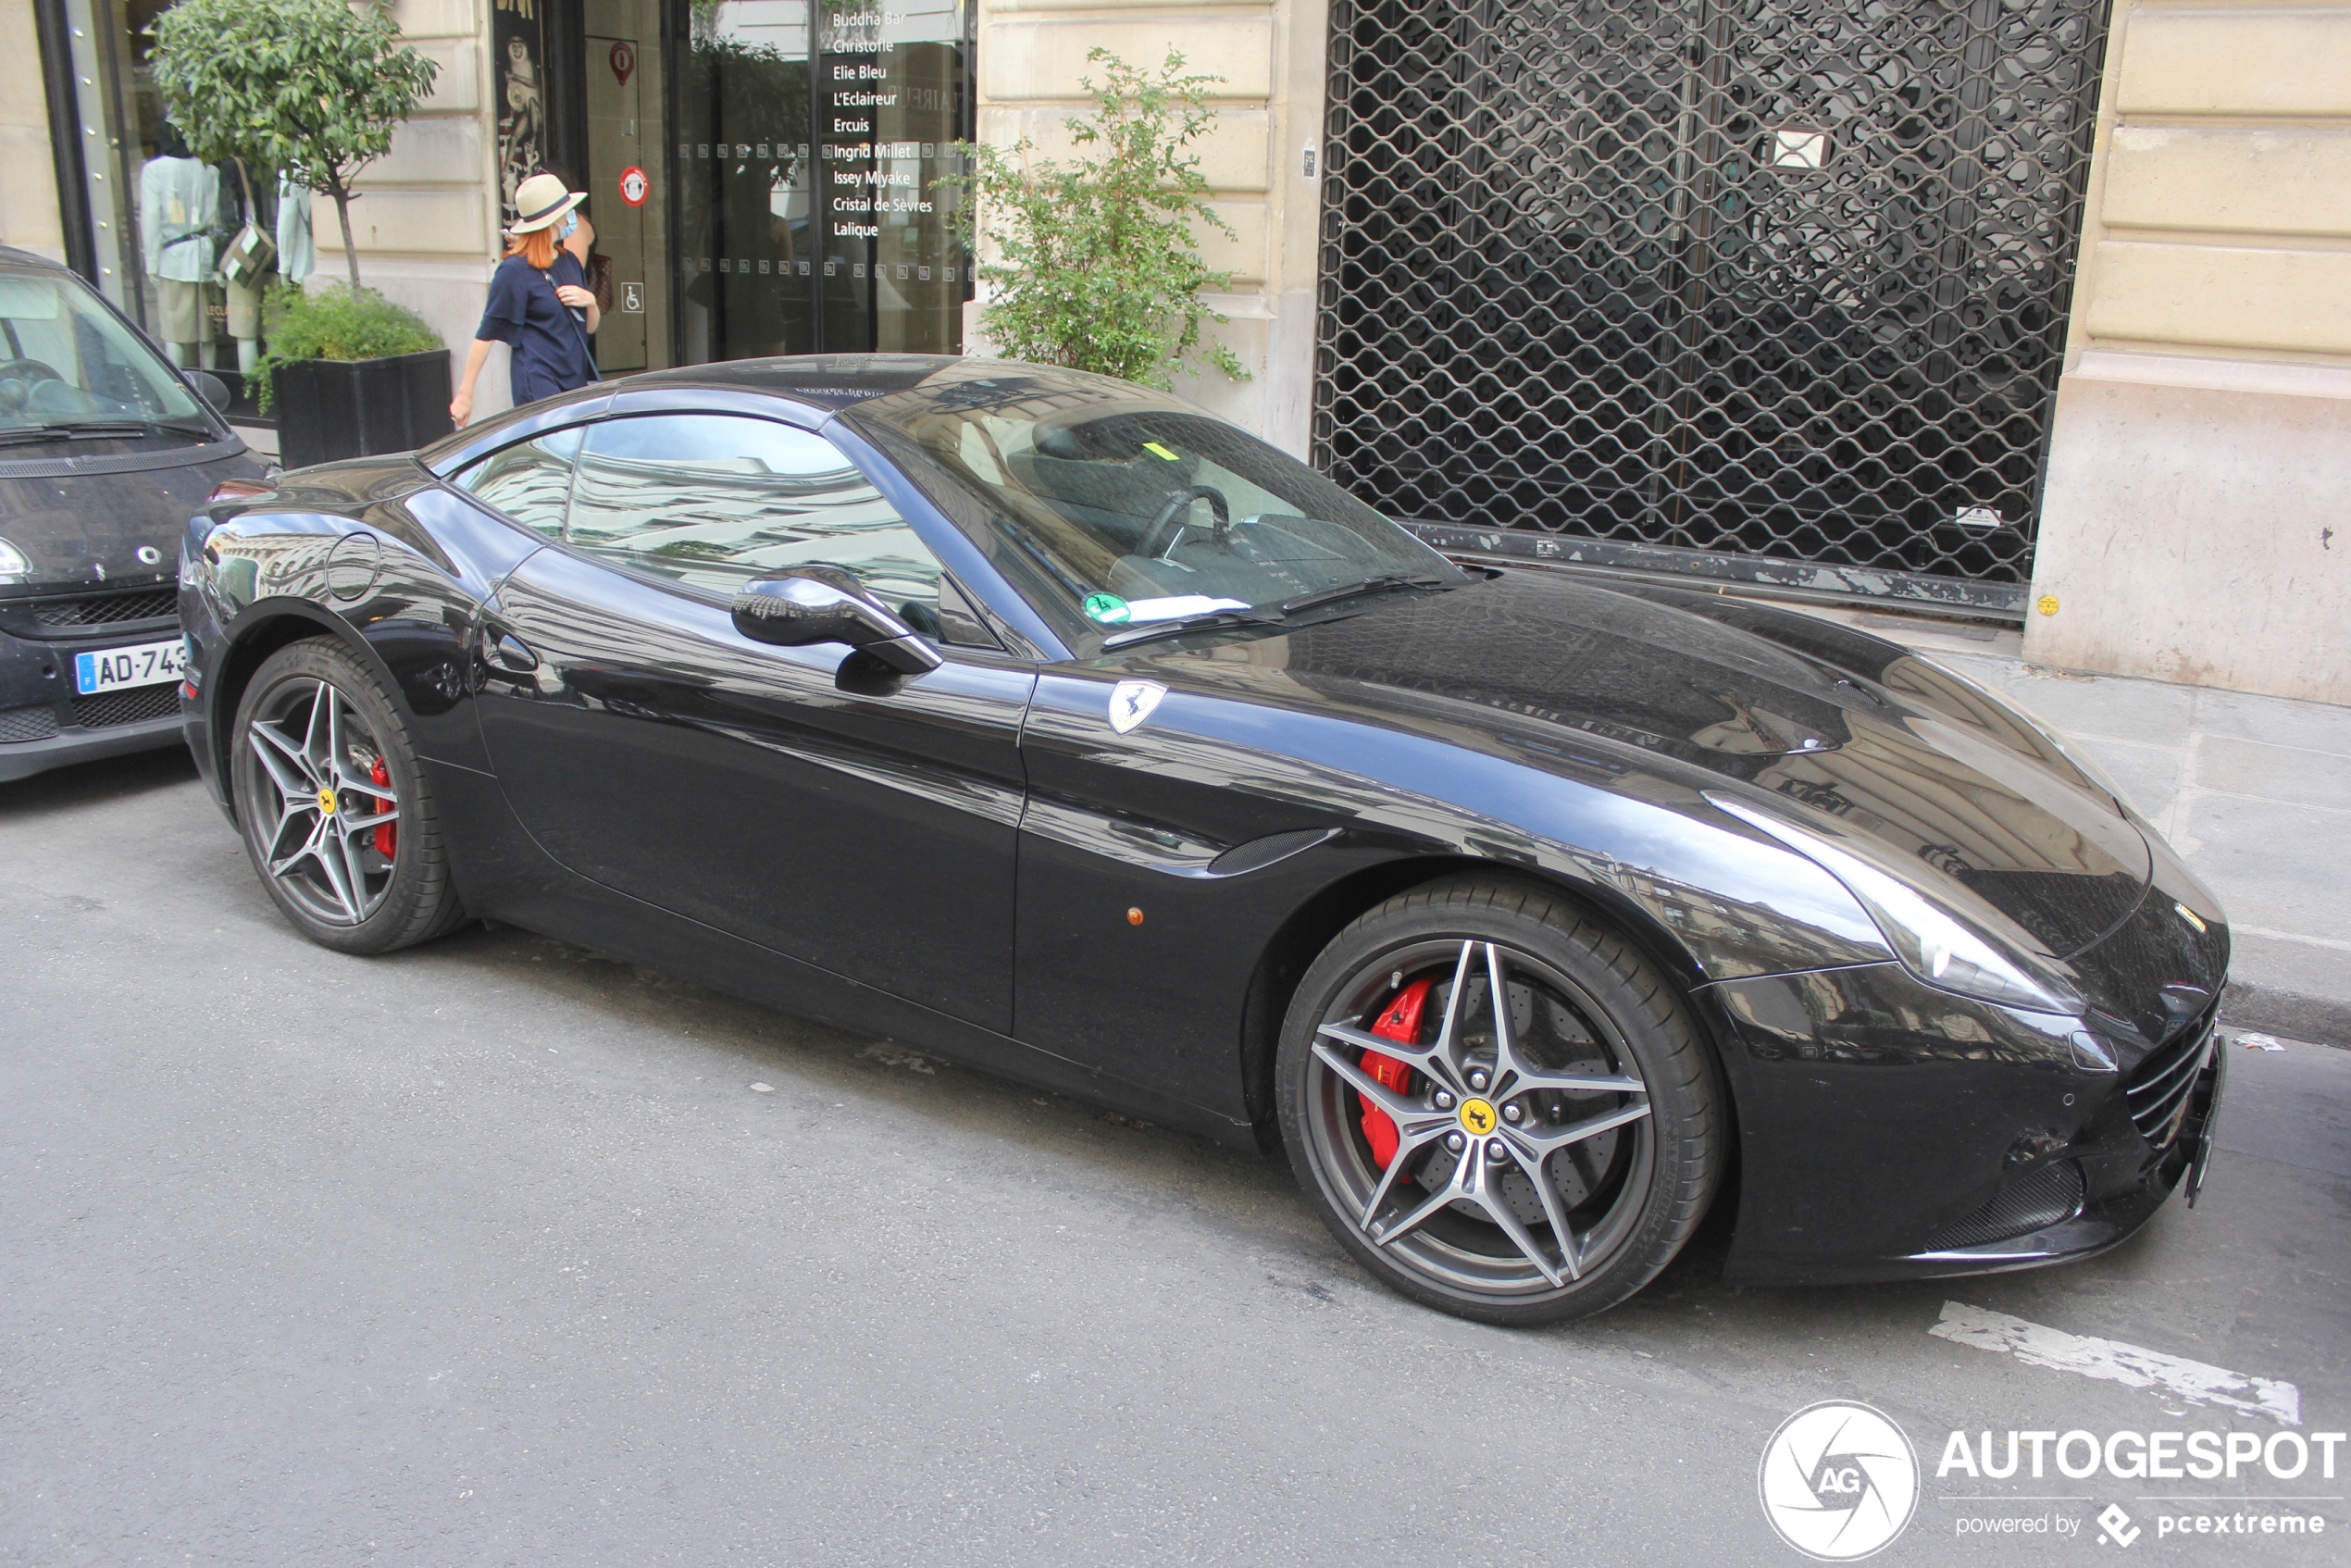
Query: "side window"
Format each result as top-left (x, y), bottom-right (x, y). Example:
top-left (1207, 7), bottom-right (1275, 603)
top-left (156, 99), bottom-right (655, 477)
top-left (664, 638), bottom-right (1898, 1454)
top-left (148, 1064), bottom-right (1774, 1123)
top-left (454, 426), bottom-right (583, 538)
top-left (566, 414), bottom-right (946, 626)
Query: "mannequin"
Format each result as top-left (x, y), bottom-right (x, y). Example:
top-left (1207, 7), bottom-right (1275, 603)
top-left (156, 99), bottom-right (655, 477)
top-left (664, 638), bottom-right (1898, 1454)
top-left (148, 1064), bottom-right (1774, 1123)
top-left (219, 158), bottom-right (275, 375)
top-left (139, 122), bottom-right (218, 368)
top-left (277, 175), bottom-right (316, 289)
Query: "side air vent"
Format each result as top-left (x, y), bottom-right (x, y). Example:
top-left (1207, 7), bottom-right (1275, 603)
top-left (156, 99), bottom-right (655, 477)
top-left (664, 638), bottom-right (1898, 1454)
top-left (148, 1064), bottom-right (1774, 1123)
top-left (1925, 1161), bottom-right (2086, 1251)
top-left (0, 703), bottom-right (61, 742)
top-left (1206, 828), bottom-right (1338, 877)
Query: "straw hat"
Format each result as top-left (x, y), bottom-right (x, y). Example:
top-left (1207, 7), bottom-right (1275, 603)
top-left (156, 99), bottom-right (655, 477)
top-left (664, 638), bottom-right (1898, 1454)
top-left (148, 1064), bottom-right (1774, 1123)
top-left (510, 172), bottom-right (586, 233)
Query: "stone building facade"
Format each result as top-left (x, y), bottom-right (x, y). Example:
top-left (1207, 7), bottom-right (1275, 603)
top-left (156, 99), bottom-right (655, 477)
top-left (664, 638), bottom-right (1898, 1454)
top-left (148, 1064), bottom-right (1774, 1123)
top-left (7, 0), bottom-right (2345, 703)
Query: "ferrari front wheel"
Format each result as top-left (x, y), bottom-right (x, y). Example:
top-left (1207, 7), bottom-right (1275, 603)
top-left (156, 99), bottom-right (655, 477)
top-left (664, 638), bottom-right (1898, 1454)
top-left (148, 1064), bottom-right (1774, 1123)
top-left (1277, 877), bottom-right (1724, 1325)
top-left (230, 637), bottom-right (466, 955)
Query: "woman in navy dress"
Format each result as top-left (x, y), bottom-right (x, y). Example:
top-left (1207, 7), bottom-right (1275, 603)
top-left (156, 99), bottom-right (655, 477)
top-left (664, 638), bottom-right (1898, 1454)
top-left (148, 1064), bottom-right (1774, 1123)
top-left (450, 172), bottom-right (601, 425)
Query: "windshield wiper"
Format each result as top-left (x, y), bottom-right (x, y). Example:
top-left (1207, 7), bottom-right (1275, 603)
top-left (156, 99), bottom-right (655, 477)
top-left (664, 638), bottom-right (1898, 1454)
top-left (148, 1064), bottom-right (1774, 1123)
top-left (1096, 573), bottom-right (1454, 652)
top-left (1273, 572), bottom-right (1453, 618)
top-left (0, 418), bottom-right (214, 446)
top-left (1100, 604), bottom-right (1286, 651)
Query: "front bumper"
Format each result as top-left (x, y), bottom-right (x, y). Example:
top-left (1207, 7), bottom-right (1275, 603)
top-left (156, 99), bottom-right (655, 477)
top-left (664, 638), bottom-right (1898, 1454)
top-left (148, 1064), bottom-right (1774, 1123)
top-left (1705, 946), bottom-right (2230, 1288)
top-left (0, 583), bottom-right (190, 782)
top-left (1893, 1013), bottom-right (2226, 1278)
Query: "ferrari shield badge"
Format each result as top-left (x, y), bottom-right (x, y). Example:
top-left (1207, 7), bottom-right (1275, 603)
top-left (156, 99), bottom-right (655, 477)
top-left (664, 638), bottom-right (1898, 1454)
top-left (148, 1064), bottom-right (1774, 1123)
top-left (1108, 679), bottom-right (1166, 735)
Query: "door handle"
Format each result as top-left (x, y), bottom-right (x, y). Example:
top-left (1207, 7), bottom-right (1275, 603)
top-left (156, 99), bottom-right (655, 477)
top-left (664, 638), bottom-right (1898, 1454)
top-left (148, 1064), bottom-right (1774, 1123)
top-left (479, 626), bottom-right (539, 681)
top-left (491, 633), bottom-right (539, 671)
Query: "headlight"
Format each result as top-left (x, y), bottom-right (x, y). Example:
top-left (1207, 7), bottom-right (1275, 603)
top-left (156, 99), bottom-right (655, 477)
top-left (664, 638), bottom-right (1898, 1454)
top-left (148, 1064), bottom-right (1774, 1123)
top-left (1708, 792), bottom-right (2084, 1016)
top-left (0, 537), bottom-right (27, 583)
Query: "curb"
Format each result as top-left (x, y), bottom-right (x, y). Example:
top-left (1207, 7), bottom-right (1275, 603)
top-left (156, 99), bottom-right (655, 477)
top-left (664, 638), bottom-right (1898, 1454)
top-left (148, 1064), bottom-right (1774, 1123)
top-left (2220, 979), bottom-right (2351, 1050)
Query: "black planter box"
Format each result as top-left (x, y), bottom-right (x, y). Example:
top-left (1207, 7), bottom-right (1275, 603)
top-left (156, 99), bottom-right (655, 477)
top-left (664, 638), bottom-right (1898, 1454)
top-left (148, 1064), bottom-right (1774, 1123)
top-left (272, 349), bottom-right (454, 470)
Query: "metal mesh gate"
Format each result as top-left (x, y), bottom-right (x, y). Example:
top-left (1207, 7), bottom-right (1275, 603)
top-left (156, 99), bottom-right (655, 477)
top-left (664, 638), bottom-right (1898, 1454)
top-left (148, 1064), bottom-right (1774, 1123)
top-left (1314, 0), bottom-right (2108, 599)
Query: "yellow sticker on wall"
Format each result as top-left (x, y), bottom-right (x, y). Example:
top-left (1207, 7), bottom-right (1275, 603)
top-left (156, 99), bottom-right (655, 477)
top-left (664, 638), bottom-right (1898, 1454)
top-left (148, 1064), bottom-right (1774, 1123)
top-left (2036, 594), bottom-right (2060, 616)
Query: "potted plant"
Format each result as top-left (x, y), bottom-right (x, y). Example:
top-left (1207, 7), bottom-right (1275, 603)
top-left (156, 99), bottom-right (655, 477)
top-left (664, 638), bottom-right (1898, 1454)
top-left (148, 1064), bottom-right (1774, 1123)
top-left (955, 50), bottom-right (1250, 388)
top-left (251, 284), bottom-right (450, 471)
top-left (152, 0), bottom-right (446, 466)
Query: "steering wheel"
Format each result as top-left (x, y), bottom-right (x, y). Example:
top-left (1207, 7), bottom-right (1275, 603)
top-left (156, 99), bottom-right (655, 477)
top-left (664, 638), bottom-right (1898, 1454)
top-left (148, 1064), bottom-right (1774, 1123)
top-left (1139, 485), bottom-right (1231, 559)
top-left (0, 358), bottom-right (63, 413)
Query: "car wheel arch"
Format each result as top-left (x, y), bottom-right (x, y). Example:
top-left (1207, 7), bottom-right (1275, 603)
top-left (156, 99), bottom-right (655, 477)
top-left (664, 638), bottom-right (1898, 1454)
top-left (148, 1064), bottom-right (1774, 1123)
top-left (209, 603), bottom-right (404, 824)
top-left (1238, 853), bottom-right (1744, 1157)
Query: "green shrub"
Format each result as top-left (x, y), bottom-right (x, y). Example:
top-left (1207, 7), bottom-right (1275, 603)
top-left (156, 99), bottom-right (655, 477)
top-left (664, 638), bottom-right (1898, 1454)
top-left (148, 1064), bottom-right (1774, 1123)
top-left (954, 50), bottom-right (1248, 389)
top-left (252, 285), bottom-right (442, 411)
top-left (151, 0), bottom-right (439, 290)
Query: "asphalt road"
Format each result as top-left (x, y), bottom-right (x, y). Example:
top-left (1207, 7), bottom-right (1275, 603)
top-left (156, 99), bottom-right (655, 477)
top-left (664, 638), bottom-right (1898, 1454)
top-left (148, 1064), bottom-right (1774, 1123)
top-left (5, 748), bottom-right (2345, 1567)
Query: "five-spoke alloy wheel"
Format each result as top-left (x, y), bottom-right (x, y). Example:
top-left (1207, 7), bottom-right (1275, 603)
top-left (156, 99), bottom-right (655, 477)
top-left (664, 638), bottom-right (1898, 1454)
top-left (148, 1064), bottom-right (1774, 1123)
top-left (230, 639), bottom-right (466, 954)
top-left (1279, 878), bottom-right (1723, 1325)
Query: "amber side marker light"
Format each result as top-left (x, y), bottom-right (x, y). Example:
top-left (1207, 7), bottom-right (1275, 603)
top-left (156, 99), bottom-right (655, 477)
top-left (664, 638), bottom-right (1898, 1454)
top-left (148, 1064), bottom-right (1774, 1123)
top-left (209, 478), bottom-right (274, 503)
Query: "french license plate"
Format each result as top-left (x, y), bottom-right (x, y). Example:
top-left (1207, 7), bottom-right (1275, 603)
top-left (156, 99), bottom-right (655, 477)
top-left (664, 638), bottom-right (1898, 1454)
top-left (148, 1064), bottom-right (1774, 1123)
top-left (72, 637), bottom-right (188, 696)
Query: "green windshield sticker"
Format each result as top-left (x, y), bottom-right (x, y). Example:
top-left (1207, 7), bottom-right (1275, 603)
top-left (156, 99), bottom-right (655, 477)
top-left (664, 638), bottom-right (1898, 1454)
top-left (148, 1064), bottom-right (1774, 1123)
top-left (1083, 592), bottom-right (1132, 624)
top-left (1142, 442), bottom-right (1179, 462)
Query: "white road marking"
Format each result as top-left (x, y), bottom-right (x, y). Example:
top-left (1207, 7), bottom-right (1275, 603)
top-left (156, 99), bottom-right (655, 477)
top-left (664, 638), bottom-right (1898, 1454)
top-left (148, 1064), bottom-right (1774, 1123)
top-left (1930, 1301), bottom-right (2301, 1427)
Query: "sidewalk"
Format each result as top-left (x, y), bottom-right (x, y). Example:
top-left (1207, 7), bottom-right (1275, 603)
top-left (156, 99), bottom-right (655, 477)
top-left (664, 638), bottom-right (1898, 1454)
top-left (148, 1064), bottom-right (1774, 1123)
top-left (1797, 604), bottom-right (2351, 1046)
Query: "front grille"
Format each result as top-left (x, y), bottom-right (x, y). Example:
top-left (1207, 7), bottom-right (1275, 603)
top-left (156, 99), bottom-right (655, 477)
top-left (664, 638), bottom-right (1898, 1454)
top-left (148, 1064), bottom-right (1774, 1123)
top-left (31, 588), bottom-right (180, 627)
top-left (0, 703), bottom-right (60, 742)
top-left (71, 684), bottom-right (180, 729)
top-left (1925, 1161), bottom-right (2087, 1251)
top-left (2125, 1007), bottom-right (2220, 1150)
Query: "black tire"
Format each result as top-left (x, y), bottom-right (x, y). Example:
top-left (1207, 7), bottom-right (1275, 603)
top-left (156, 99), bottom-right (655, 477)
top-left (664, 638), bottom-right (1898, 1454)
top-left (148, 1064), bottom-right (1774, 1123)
top-left (229, 636), bottom-right (467, 955)
top-left (1276, 877), bottom-right (1723, 1325)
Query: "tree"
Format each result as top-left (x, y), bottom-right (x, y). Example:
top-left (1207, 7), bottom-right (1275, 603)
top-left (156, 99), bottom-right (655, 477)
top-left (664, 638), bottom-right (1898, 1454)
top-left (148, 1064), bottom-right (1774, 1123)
top-left (955, 50), bottom-right (1247, 388)
top-left (151, 0), bottom-right (440, 290)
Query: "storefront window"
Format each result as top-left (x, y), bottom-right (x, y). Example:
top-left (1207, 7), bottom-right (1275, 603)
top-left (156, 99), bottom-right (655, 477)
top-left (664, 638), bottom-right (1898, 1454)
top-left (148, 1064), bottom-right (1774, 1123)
top-left (671, 0), bottom-right (969, 364)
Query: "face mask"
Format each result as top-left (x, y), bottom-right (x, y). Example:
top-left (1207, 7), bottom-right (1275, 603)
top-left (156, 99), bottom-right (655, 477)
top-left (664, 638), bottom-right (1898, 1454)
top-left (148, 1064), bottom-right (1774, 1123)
top-left (556, 213), bottom-right (578, 242)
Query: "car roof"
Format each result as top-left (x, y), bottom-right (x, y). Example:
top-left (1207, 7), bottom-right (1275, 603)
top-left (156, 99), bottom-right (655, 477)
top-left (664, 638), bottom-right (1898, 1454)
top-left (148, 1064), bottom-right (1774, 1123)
top-left (0, 247), bottom-right (82, 278)
top-left (416, 354), bottom-right (968, 472)
top-left (621, 354), bottom-right (964, 407)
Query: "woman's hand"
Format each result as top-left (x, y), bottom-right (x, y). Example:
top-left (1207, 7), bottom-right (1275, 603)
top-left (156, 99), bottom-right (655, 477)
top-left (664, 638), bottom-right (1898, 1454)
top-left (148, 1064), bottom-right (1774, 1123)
top-left (554, 285), bottom-right (596, 309)
top-left (451, 337), bottom-right (494, 427)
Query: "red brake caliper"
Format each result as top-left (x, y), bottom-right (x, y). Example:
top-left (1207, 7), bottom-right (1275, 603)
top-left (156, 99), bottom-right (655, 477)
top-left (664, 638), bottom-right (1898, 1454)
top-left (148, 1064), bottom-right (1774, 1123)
top-left (368, 757), bottom-right (396, 861)
top-left (1359, 977), bottom-right (1433, 1169)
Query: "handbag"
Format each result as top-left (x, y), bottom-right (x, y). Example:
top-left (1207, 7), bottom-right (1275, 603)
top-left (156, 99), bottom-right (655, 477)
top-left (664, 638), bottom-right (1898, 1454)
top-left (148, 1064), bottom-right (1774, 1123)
top-left (586, 252), bottom-right (615, 317)
top-left (218, 161), bottom-right (276, 288)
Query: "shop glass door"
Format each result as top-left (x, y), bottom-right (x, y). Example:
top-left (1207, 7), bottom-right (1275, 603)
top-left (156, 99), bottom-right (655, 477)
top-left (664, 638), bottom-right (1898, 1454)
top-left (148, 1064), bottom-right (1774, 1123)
top-left (669, 0), bottom-right (969, 364)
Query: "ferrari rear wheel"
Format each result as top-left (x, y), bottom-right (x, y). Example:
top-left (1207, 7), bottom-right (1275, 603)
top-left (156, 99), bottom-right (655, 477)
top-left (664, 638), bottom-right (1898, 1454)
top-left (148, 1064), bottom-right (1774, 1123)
top-left (230, 638), bottom-right (466, 955)
top-left (1277, 878), bottom-right (1723, 1325)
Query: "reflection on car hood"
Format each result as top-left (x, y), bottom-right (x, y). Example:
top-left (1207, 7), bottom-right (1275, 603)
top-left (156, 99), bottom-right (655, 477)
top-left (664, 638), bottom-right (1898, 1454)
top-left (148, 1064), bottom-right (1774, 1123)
top-left (1159, 568), bottom-right (2153, 959)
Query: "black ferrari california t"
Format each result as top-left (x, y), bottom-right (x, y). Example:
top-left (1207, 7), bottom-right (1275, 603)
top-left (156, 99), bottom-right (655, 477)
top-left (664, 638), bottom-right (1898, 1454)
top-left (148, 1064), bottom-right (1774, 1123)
top-left (179, 355), bottom-right (2228, 1324)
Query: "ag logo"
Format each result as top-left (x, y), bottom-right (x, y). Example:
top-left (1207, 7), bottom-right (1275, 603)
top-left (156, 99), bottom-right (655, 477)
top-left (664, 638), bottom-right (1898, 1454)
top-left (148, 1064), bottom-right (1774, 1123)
top-left (1459, 1098), bottom-right (1497, 1134)
top-left (1758, 1400), bottom-right (1918, 1561)
top-left (1107, 679), bottom-right (1165, 735)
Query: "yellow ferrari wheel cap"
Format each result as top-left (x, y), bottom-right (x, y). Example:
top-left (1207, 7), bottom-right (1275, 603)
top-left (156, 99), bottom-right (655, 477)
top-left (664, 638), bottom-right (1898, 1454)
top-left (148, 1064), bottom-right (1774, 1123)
top-left (317, 786), bottom-right (338, 815)
top-left (1459, 1098), bottom-right (1497, 1135)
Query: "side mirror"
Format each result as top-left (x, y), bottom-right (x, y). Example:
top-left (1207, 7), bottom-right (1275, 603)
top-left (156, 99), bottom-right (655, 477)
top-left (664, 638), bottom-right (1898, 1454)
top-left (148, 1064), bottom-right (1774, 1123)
top-left (731, 566), bottom-right (943, 676)
top-left (190, 370), bottom-right (231, 413)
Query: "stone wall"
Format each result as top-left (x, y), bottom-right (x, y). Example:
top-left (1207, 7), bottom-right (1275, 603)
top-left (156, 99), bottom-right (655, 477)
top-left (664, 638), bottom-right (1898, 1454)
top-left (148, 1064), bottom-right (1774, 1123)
top-left (0, 6), bottom-right (67, 263)
top-left (313, 0), bottom-right (510, 414)
top-left (970, 0), bottom-right (1321, 455)
top-left (2032, 1), bottom-right (2351, 703)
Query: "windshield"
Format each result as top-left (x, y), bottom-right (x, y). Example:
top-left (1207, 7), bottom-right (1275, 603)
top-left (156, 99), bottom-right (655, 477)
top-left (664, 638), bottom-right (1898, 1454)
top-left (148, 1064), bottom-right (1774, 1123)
top-left (849, 362), bottom-right (1462, 639)
top-left (0, 272), bottom-right (207, 432)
